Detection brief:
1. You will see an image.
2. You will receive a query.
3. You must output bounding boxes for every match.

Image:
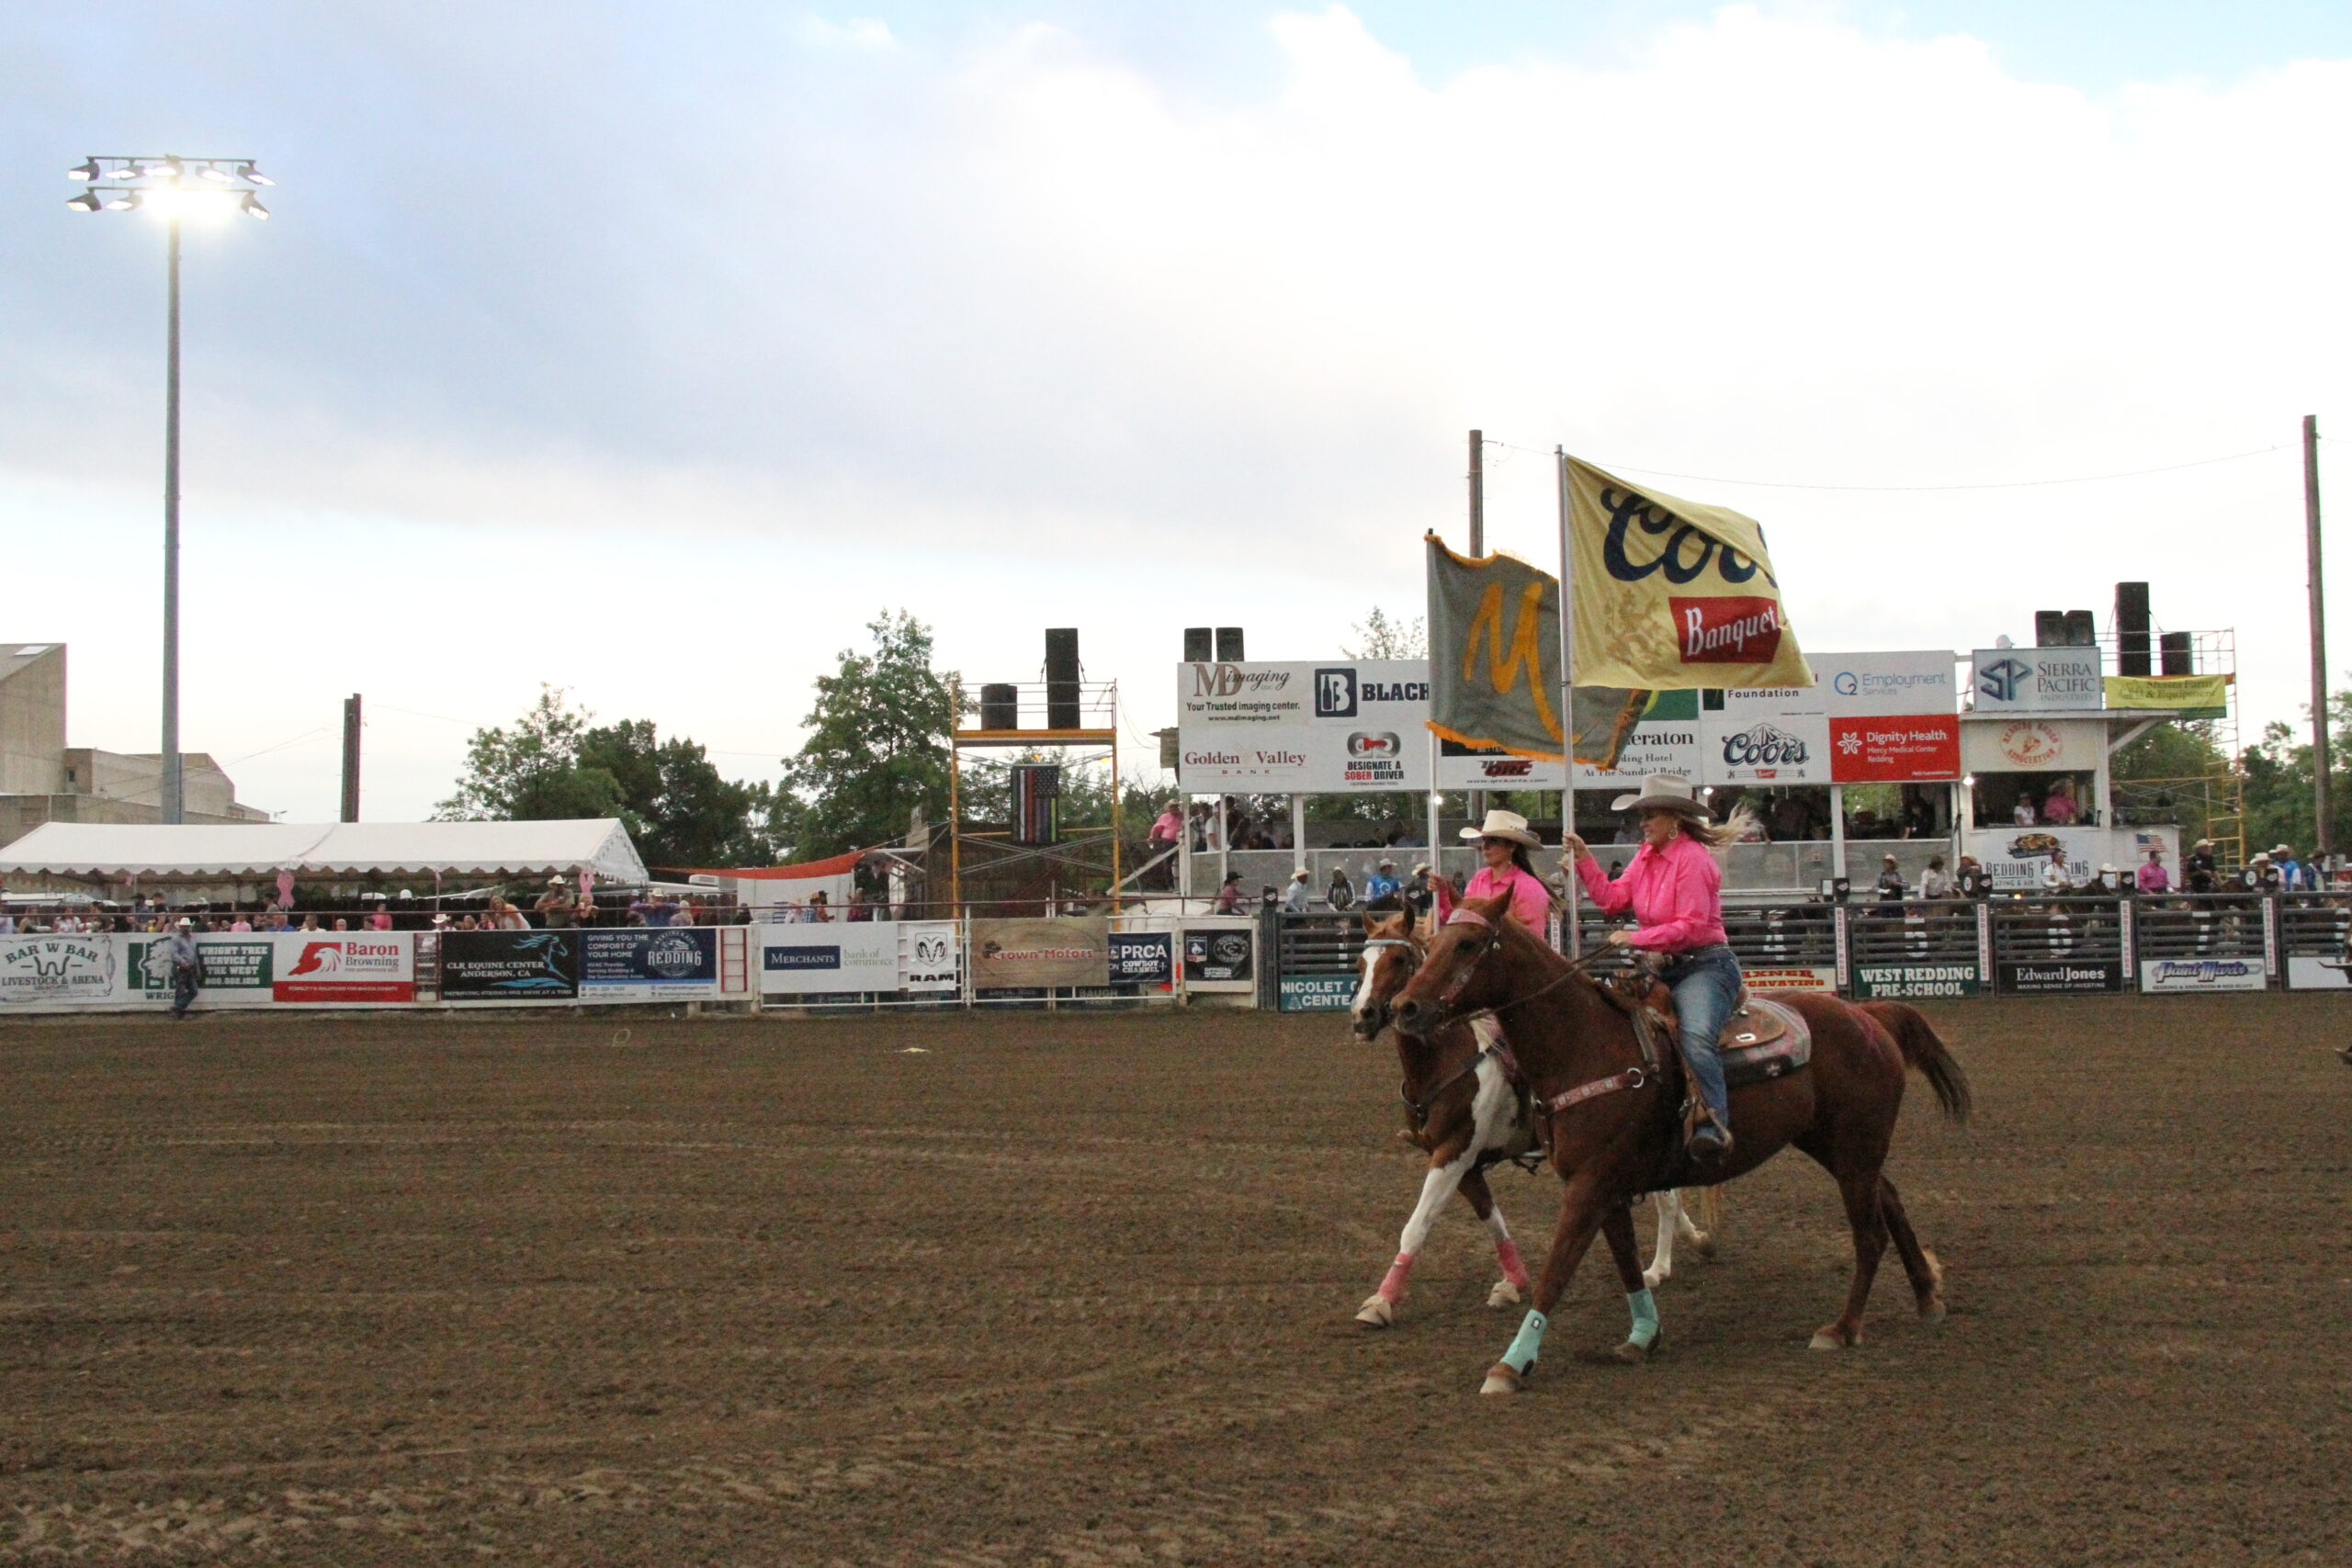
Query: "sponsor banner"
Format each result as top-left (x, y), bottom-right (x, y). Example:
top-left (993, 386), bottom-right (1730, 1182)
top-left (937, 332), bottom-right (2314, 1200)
top-left (1971, 649), bottom-right (2105, 712)
top-left (1183, 926), bottom-right (1255, 984)
top-left (2286, 954), bottom-right (2352, 991)
top-left (1108, 931), bottom-right (1173, 987)
top-left (1830, 715), bottom-right (1961, 784)
top-left (582, 928), bottom-right (718, 1001)
top-left (900, 921), bottom-right (961, 993)
top-left (1280, 975), bottom-right (1358, 1012)
top-left (1967, 826), bottom-right (2137, 891)
top-left (126, 936), bottom-right (275, 1006)
top-left (1821, 651), bottom-right (1959, 717)
top-left (1741, 965), bottom-right (1838, 991)
top-left (2105, 672), bottom-right (2230, 719)
top-left (1701, 688), bottom-right (1831, 785)
top-left (272, 933), bottom-right (415, 1004)
top-left (762, 922), bottom-right (899, 995)
top-left (1998, 959), bottom-right (2122, 995)
top-left (1, 933), bottom-right (119, 1006)
top-left (2139, 957), bottom-right (2267, 994)
top-left (1176, 660), bottom-right (1432, 792)
top-left (440, 930), bottom-right (581, 1001)
top-left (1439, 737), bottom-right (1567, 791)
top-left (1569, 689), bottom-right (1702, 787)
top-left (1853, 961), bottom-right (1981, 998)
top-left (971, 918), bottom-right (1109, 989)
top-left (1960, 716), bottom-right (2105, 774)
top-left (1563, 457), bottom-right (1813, 691)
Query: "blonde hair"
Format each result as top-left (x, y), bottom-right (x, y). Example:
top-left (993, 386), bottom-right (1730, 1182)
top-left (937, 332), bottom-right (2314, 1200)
top-left (1673, 802), bottom-right (1756, 853)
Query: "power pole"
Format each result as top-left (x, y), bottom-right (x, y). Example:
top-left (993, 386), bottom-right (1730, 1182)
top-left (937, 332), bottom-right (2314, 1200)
top-left (340, 694), bottom-right (362, 822)
top-left (2306, 415), bottom-right (2332, 859)
top-left (1467, 429), bottom-right (1485, 556)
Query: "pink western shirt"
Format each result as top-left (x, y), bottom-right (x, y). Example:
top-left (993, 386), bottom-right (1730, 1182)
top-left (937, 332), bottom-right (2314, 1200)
top-left (1437, 863), bottom-right (1554, 931)
top-left (1575, 832), bottom-right (1729, 953)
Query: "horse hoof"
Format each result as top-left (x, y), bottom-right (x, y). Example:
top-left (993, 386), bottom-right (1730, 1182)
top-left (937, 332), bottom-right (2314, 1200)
top-left (1612, 1337), bottom-right (1657, 1365)
top-left (1690, 1233), bottom-right (1716, 1259)
top-left (1487, 1280), bottom-right (1522, 1308)
top-left (1641, 1266), bottom-right (1667, 1290)
top-left (1479, 1363), bottom-right (1524, 1396)
top-left (1355, 1295), bottom-right (1396, 1328)
top-left (1808, 1328), bottom-right (1849, 1352)
top-left (1918, 1294), bottom-right (1947, 1323)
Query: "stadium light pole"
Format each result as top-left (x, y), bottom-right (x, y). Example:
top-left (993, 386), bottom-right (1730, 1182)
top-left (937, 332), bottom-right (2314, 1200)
top-left (64, 153), bottom-right (273, 824)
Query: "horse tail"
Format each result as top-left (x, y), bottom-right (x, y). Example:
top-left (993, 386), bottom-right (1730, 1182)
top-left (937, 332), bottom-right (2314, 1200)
top-left (1856, 1000), bottom-right (1973, 1125)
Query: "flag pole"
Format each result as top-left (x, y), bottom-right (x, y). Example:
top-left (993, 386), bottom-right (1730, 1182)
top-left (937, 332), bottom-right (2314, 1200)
top-left (1556, 446), bottom-right (1579, 958)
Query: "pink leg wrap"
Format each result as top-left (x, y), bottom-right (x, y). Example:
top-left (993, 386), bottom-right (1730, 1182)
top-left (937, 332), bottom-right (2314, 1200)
top-left (1376, 1252), bottom-right (1416, 1303)
top-left (1494, 1237), bottom-right (1530, 1289)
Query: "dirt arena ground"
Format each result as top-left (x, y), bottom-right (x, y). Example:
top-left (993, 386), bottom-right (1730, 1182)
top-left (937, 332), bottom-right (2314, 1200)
top-left (2, 995), bottom-right (2347, 1566)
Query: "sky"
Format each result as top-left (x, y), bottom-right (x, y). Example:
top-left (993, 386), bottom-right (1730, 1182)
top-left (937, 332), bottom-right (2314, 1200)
top-left (6, 1), bottom-right (2351, 824)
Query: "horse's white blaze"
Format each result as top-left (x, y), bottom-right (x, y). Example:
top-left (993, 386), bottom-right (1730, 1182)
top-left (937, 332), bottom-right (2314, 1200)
top-left (1351, 950), bottom-right (1381, 1023)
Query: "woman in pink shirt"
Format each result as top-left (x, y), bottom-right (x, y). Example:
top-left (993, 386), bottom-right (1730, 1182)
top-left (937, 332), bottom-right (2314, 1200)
top-left (1434, 808), bottom-right (1555, 932)
top-left (1561, 774), bottom-right (1740, 1161)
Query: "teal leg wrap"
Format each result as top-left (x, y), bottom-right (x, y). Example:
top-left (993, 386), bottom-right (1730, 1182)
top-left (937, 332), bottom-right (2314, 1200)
top-left (1626, 1288), bottom-right (1660, 1348)
top-left (1501, 1309), bottom-right (1548, 1373)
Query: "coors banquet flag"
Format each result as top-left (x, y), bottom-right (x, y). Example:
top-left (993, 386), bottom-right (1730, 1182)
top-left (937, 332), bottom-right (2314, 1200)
top-left (1564, 457), bottom-right (1812, 690)
top-left (1425, 535), bottom-right (1648, 769)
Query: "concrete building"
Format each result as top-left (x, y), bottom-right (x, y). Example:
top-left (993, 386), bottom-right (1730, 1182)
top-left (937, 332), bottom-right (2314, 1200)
top-left (0, 643), bottom-right (267, 849)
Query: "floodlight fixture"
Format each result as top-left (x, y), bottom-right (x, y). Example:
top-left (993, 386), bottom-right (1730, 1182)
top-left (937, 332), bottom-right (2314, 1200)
top-left (56, 151), bottom-right (276, 824)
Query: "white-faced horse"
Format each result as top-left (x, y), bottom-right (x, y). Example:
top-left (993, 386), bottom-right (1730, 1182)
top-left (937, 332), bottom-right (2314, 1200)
top-left (1348, 911), bottom-right (1714, 1325)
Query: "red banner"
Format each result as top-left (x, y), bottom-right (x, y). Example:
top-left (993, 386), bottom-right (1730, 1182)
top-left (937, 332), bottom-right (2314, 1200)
top-left (1829, 715), bottom-right (1960, 784)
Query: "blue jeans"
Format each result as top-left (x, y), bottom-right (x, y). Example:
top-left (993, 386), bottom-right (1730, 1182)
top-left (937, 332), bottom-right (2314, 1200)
top-left (1660, 944), bottom-right (1741, 1131)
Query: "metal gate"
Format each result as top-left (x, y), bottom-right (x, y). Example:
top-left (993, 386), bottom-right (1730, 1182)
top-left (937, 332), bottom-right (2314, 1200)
top-left (1274, 912), bottom-right (1366, 1011)
top-left (1845, 901), bottom-right (1987, 998)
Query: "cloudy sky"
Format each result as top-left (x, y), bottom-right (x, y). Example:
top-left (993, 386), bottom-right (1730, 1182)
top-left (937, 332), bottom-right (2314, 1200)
top-left (6, 1), bottom-right (2351, 823)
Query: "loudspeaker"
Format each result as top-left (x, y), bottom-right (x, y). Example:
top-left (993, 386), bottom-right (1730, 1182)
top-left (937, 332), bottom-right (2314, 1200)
top-left (2034, 610), bottom-right (2067, 647)
top-left (1216, 626), bottom-right (1245, 660)
top-left (2161, 631), bottom-right (2194, 676)
top-left (1046, 628), bottom-right (1080, 729)
top-left (2062, 610), bottom-right (2097, 647)
top-left (1183, 627), bottom-right (1213, 662)
top-left (2116, 581), bottom-right (2152, 676)
top-left (979, 682), bottom-right (1018, 731)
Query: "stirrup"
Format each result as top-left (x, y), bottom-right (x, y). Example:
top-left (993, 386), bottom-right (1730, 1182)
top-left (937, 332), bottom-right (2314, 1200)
top-left (1689, 1122), bottom-right (1733, 1164)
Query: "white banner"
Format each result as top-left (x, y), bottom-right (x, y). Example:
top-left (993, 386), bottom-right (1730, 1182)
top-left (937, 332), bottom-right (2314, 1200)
top-left (0, 932), bottom-right (119, 1006)
top-left (2139, 957), bottom-right (2267, 994)
top-left (1821, 651), bottom-right (1959, 716)
top-left (1971, 648), bottom-right (2105, 712)
top-left (1961, 716), bottom-right (2107, 774)
top-left (899, 920), bottom-right (960, 993)
top-left (1700, 687), bottom-right (1831, 785)
top-left (2287, 955), bottom-right (2352, 990)
top-left (1177, 661), bottom-right (1431, 792)
top-left (760, 921), bottom-right (901, 994)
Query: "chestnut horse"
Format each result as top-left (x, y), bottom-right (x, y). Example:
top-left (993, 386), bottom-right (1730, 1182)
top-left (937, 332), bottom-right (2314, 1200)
top-left (1350, 912), bottom-right (1714, 1325)
top-left (1385, 893), bottom-right (1971, 1395)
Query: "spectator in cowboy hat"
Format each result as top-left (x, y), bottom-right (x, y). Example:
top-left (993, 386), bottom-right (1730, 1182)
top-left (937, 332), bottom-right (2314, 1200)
top-left (1213, 870), bottom-right (1245, 915)
top-left (166, 918), bottom-right (201, 1018)
top-left (2184, 838), bottom-right (2217, 894)
top-left (1281, 866), bottom-right (1314, 913)
top-left (535, 875), bottom-right (576, 929)
top-left (2273, 844), bottom-right (2303, 890)
top-left (1402, 863), bottom-right (1436, 920)
top-left (1363, 858), bottom-right (1402, 902)
top-left (2084, 863), bottom-right (2118, 897)
top-left (1561, 774), bottom-right (1741, 1162)
top-left (1875, 853), bottom-right (1905, 902)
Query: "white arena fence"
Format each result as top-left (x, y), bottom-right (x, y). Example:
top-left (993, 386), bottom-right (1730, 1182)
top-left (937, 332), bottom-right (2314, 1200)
top-left (0, 916), bottom-right (1266, 1015)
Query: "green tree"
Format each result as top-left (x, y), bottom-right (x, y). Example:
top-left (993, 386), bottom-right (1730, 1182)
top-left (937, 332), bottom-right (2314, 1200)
top-left (1344, 606), bottom-right (1427, 660)
top-left (577, 720), bottom-right (777, 870)
top-left (772, 611), bottom-right (960, 859)
top-left (2240, 687), bottom-right (2352, 855)
top-left (435, 686), bottom-right (627, 822)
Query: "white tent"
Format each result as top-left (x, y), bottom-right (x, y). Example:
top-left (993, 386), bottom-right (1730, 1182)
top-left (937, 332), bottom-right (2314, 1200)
top-left (0, 819), bottom-right (649, 885)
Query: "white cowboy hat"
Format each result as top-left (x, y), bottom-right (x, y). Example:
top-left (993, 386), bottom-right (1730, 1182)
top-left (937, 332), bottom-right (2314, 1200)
top-left (1411, 863), bottom-right (1430, 875)
top-left (2098, 863), bottom-right (2118, 874)
top-left (1291, 866), bottom-right (1310, 880)
top-left (1378, 857), bottom-right (1396, 867)
top-left (1610, 773), bottom-right (1709, 818)
top-left (1459, 807), bottom-right (1542, 849)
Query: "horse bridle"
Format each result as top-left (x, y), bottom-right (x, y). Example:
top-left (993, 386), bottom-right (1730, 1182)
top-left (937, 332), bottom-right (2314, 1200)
top-left (1396, 908), bottom-right (1606, 1039)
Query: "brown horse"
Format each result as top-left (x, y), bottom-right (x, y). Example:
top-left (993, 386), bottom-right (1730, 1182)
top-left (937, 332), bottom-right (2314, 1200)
top-left (1384, 893), bottom-right (1971, 1394)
